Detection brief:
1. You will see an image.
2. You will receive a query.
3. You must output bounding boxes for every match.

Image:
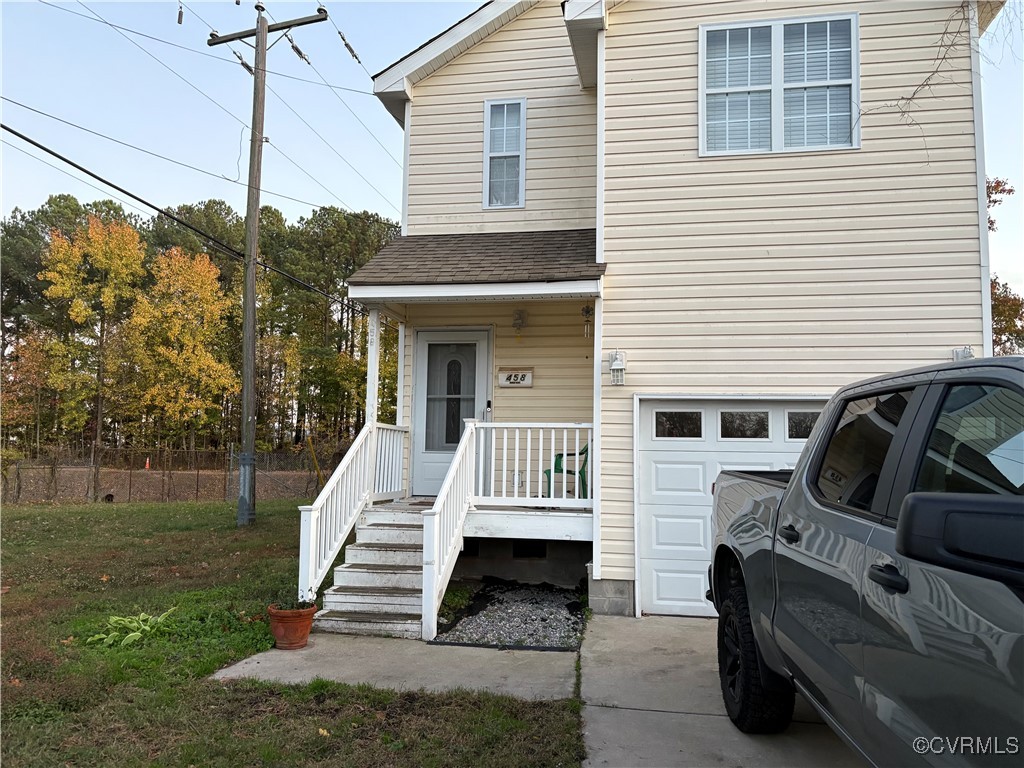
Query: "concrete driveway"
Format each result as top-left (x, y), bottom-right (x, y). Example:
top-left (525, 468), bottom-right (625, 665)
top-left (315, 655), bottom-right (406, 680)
top-left (581, 615), bottom-right (863, 767)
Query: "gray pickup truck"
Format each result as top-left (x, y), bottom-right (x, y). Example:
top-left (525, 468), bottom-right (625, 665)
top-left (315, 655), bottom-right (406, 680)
top-left (709, 357), bottom-right (1024, 766)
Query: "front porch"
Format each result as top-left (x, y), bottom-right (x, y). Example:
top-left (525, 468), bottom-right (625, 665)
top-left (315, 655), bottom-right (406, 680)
top-left (299, 419), bottom-right (594, 640)
top-left (299, 227), bottom-right (604, 640)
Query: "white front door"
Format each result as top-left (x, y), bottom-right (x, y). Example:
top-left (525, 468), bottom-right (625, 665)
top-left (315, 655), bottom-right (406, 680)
top-left (412, 331), bottom-right (490, 495)
top-left (637, 398), bottom-right (822, 617)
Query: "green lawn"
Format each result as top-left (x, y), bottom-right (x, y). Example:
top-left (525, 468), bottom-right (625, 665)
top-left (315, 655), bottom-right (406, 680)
top-left (0, 500), bottom-right (585, 767)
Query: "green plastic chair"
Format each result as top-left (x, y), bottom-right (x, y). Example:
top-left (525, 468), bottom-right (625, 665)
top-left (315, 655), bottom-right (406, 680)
top-left (544, 444), bottom-right (588, 498)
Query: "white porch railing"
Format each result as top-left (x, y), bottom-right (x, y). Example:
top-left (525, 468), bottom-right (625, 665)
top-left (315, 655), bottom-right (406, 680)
top-left (421, 421), bottom-right (478, 640)
top-left (373, 424), bottom-right (407, 501)
top-left (475, 422), bottom-right (593, 509)
top-left (421, 420), bottom-right (593, 639)
top-left (298, 422), bottom-right (408, 601)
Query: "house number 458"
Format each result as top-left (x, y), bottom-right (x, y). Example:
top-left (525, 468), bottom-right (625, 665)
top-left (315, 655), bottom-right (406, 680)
top-left (498, 369), bottom-right (533, 387)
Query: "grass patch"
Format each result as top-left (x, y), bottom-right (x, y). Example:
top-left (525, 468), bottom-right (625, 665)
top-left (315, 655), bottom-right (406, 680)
top-left (1, 500), bottom-right (584, 766)
top-left (438, 581), bottom-right (480, 624)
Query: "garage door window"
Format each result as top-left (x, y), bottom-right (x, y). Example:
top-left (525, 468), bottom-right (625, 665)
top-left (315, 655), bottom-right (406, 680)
top-left (787, 410), bottom-right (820, 440)
top-left (720, 410), bottom-right (770, 439)
top-left (814, 390), bottom-right (914, 512)
top-left (655, 411), bottom-right (703, 439)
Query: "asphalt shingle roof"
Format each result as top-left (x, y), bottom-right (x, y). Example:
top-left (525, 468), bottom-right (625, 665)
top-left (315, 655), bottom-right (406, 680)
top-left (348, 229), bottom-right (603, 286)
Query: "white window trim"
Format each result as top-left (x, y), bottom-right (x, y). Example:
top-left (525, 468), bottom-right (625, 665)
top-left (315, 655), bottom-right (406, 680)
top-left (482, 97), bottom-right (527, 209)
top-left (698, 12), bottom-right (861, 157)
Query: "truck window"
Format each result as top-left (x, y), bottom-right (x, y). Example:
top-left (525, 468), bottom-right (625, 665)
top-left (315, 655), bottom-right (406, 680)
top-left (914, 384), bottom-right (1024, 496)
top-left (814, 390), bottom-right (915, 512)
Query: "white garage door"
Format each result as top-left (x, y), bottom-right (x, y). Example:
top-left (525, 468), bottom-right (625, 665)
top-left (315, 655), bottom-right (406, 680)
top-left (637, 399), bottom-right (821, 616)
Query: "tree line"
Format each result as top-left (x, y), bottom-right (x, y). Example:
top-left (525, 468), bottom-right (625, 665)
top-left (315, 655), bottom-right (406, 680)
top-left (1, 194), bottom-right (400, 467)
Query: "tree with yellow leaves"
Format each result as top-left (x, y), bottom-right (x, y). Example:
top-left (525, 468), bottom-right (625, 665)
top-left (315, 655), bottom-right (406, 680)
top-left (38, 216), bottom-right (145, 499)
top-left (122, 248), bottom-right (238, 445)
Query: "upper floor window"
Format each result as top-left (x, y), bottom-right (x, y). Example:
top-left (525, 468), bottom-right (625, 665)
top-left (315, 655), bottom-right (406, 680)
top-left (700, 15), bottom-right (859, 156)
top-left (484, 98), bottom-right (526, 208)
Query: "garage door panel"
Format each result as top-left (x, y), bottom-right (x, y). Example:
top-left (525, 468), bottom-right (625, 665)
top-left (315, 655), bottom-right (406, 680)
top-left (641, 562), bottom-right (716, 617)
top-left (637, 398), bottom-right (819, 617)
top-left (642, 507), bottom-right (710, 557)
top-left (644, 460), bottom-right (706, 498)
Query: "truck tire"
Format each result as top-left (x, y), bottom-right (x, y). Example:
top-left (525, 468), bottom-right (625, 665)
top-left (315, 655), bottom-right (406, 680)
top-left (718, 586), bottom-right (794, 733)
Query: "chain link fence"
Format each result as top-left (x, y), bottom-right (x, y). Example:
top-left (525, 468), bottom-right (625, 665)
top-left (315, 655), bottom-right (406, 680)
top-left (1, 445), bottom-right (346, 505)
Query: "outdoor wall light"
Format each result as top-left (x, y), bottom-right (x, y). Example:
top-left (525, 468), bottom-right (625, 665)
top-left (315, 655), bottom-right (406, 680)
top-left (512, 309), bottom-right (527, 336)
top-left (609, 350), bottom-right (626, 386)
top-left (952, 345), bottom-right (975, 361)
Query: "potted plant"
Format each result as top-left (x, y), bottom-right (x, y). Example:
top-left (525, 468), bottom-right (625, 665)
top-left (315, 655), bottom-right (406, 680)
top-left (267, 591), bottom-right (318, 650)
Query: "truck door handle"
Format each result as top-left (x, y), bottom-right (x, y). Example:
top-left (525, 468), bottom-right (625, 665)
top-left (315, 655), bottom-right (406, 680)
top-left (778, 525), bottom-right (800, 544)
top-left (868, 564), bottom-right (909, 594)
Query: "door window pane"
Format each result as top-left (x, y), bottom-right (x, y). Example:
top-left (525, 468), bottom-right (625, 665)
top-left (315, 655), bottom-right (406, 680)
top-left (914, 384), bottom-right (1024, 496)
top-left (425, 343), bottom-right (476, 451)
top-left (815, 390), bottom-right (914, 511)
top-left (787, 411), bottom-right (820, 440)
top-left (721, 411), bottom-right (769, 439)
top-left (656, 411), bottom-right (702, 438)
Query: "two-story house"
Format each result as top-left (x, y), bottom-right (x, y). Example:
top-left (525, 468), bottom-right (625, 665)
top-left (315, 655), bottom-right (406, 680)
top-left (297, 0), bottom-right (1001, 640)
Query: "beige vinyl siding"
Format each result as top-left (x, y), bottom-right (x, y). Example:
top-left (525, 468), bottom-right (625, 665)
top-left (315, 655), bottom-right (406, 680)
top-left (599, 0), bottom-right (986, 581)
top-left (406, 1), bottom-right (597, 234)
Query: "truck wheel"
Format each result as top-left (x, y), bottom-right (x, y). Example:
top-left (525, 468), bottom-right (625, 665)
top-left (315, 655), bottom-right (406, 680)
top-left (718, 586), bottom-right (794, 733)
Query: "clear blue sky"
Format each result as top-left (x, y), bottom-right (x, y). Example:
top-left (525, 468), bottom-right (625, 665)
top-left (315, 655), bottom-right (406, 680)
top-left (2, 1), bottom-right (1021, 293)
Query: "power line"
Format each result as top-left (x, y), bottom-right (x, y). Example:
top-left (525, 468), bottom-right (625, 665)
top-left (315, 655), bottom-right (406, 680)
top-left (36, 0), bottom-right (373, 96)
top-left (6, 131), bottom-right (401, 340)
top-left (178, 2), bottom-right (353, 212)
top-left (324, 2), bottom-right (374, 80)
top-left (2, 97), bottom-right (335, 212)
top-left (75, 0), bottom-right (248, 130)
top-left (2, 139), bottom-right (152, 219)
top-left (267, 4), bottom-right (399, 169)
top-left (71, 0), bottom-right (354, 214)
top-left (181, 3), bottom-right (390, 213)
top-left (265, 81), bottom-right (400, 215)
top-left (301, 54), bottom-right (402, 169)
top-left (1, 123), bottom-right (396, 325)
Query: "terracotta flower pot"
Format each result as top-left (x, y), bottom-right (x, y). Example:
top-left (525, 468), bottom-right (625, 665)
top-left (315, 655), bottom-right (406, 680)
top-left (267, 604), bottom-right (317, 649)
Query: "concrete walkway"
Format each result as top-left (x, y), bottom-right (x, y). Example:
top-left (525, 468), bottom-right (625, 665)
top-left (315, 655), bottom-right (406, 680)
top-left (214, 616), bottom-right (863, 766)
top-left (212, 632), bottom-right (576, 701)
top-left (582, 615), bottom-right (862, 767)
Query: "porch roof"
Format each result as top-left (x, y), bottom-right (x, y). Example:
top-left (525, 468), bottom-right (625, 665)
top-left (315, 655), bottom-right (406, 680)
top-left (348, 228), bottom-right (604, 290)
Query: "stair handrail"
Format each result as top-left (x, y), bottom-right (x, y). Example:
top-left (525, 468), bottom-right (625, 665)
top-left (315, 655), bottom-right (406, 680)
top-left (298, 423), bottom-right (377, 602)
top-left (421, 419), bottom-right (477, 640)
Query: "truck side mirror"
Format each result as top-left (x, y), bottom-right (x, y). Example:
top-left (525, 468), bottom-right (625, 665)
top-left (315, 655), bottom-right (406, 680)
top-left (896, 492), bottom-right (1024, 589)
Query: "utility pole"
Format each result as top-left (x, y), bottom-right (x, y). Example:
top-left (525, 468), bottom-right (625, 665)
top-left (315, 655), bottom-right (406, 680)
top-left (209, 3), bottom-right (328, 527)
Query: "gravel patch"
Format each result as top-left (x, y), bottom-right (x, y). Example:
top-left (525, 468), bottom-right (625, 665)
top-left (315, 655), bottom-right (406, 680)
top-left (435, 581), bottom-right (585, 650)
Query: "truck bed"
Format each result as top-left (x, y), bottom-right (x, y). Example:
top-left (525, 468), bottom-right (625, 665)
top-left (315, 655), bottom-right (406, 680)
top-left (716, 469), bottom-right (793, 489)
